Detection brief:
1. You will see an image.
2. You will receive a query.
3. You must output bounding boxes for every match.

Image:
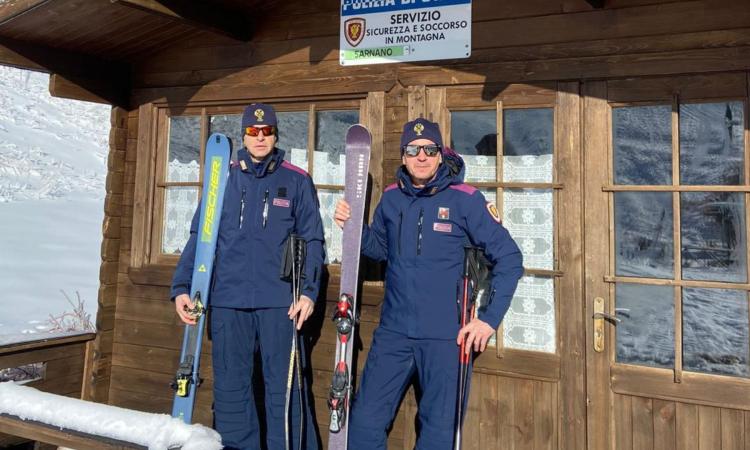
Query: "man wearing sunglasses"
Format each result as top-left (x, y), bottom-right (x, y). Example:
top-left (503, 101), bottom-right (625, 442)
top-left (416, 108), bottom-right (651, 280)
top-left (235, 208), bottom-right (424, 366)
top-left (171, 103), bottom-right (323, 450)
top-left (334, 118), bottom-right (523, 450)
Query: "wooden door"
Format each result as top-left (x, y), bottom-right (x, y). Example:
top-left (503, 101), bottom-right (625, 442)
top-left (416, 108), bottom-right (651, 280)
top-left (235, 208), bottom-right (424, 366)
top-left (412, 81), bottom-right (587, 449)
top-left (584, 74), bottom-right (750, 450)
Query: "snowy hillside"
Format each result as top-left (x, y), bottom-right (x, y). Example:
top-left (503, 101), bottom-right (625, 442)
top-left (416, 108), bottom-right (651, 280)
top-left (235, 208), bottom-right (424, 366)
top-left (0, 66), bottom-right (110, 344)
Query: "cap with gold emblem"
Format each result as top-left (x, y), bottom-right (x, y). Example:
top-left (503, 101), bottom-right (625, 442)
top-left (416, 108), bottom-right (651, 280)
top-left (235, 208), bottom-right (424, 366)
top-left (400, 118), bottom-right (443, 153)
top-left (241, 102), bottom-right (277, 131)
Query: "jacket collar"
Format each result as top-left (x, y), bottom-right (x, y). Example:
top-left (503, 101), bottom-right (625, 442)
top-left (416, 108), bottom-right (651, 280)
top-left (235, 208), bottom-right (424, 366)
top-left (237, 148), bottom-right (285, 177)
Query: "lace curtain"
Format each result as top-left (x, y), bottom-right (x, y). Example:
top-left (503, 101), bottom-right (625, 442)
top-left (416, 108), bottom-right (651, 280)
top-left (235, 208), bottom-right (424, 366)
top-left (463, 153), bottom-right (556, 353)
top-left (162, 160), bottom-right (200, 254)
top-left (289, 148), bottom-right (345, 263)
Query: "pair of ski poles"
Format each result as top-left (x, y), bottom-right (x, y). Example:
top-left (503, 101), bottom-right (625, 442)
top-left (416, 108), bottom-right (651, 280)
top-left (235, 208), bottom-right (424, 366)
top-left (454, 246), bottom-right (493, 450)
top-left (281, 234), bottom-right (307, 450)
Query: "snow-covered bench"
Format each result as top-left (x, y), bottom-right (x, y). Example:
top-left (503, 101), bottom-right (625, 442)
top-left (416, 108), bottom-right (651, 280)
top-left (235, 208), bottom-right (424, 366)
top-left (0, 382), bottom-right (221, 450)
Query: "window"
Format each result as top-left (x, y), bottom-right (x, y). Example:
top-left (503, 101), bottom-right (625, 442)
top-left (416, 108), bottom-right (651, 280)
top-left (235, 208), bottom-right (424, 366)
top-left (611, 100), bottom-right (749, 379)
top-left (449, 105), bottom-right (557, 354)
top-left (146, 101), bottom-right (361, 267)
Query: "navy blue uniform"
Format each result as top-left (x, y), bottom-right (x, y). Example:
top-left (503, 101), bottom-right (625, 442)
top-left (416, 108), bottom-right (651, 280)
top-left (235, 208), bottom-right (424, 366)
top-left (171, 147), bottom-right (323, 450)
top-left (349, 149), bottom-right (523, 449)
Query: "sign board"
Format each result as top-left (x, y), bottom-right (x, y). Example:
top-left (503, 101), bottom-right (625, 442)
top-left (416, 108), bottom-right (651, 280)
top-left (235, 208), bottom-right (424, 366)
top-left (340, 0), bottom-right (472, 66)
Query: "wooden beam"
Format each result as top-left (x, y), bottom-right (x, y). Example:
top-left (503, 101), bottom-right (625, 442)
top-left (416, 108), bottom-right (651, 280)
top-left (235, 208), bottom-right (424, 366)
top-left (49, 74), bottom-right (121, 106)
top-left (112, 0), bottom-right (253, 42)
top-left (0, 414), bottom-right (146, 450)
top-left (0, 0), bottom-right (53, 27)
top-left (0, 333), bottom-right (94, 355)
top-left (0, 36), bottom-right (130, 107)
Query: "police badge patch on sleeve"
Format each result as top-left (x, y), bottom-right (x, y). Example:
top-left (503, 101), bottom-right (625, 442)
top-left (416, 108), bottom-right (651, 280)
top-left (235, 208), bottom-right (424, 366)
top-left (486, 202), bottom-right (502, 224)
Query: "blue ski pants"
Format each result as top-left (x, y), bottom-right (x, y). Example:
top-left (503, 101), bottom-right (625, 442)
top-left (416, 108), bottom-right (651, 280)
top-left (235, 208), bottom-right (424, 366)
top-left (348, 327), bottom-right (466, 450)
top-left (210, 306), bottom-right (319, 450)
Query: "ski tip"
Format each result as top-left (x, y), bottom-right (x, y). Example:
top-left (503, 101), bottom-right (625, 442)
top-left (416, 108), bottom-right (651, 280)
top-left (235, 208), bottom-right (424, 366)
top-left (207, 132), bottom-right (231, 148)
top-left (347, 124), bottom-right (371, 142)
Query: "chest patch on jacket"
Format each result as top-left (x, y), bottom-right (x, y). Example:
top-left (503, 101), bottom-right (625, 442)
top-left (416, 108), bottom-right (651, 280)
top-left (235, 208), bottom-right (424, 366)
top-left (273, 198), bottom-right (290, 208)
top-left (438, 207), bottom-right (450, 220)
top-left (433, 222), bottom-right (452, 233)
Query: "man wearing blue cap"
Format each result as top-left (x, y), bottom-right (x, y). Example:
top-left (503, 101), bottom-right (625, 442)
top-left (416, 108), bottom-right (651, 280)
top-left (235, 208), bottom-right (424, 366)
top-left (334, 118), bottom-right (523, 449)
top-left (171, 103), bottom-right (323, 449)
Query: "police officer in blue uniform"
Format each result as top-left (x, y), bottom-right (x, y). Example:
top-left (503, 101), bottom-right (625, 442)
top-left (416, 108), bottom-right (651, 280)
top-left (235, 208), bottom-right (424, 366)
top-left (171, 103), bottom-right (323, 450)
top-left (334, 118), bottom-right (524, 450)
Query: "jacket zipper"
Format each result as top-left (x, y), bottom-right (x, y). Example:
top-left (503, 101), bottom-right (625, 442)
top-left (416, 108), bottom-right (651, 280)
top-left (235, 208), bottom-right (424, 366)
top-left (416, 207), bottom-right (424, 256)
top-left (398, 211), bottom-right (403, 255)
top-left (239, 187), bottom-right (246, 229)
top-left (261, 189), bottom-right (269, 229)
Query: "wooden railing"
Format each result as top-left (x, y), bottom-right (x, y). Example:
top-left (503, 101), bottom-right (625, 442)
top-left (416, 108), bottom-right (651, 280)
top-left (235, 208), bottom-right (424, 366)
top-left (0, 333), bottom-right (95, 448)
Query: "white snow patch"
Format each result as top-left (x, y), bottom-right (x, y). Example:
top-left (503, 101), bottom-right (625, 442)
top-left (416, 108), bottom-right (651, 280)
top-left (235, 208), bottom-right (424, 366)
top-left (0, 382), bottom-right (222, 450)
top-left (0, 65), bottom-right (109, 345)
top-left (0, 198), bottom-right (103, 342)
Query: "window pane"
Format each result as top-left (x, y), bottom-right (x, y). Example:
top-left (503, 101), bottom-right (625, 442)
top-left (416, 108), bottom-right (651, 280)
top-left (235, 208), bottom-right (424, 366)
top-left (318, 189), bottom-right (344, 264)
top-left (613, 105), bottom-right (672, 185)
top-left (681, 192), bottom-right (746, 283)
top-left (167, 116), bottom-right (201, 182)
top-left (209, 114), bottom-right (242, 161)
top-left (451, 110), bottom-right (497, 182)
top-left (503, 108), bottom-right (553, 183)
top-left (614, 192), bottom-right (674, 278)
top-left (481, 188), bottom-right (496, 205)
top-left (277, 111), bottom-right (309, 167)
top-left (616, 283), bottom-right (674, 369)
top-left (314, 110), bottom-right (359, 185)
top-left (162, 187), bottom-right (199, 254)
top-left (680, 102), bottom-right (744, 185)
top-left (502, 275), bottom-right (555, 353)
top-left (503, 189), bottom-right (553, 270)
top-left (683, 288), bottom-right (749, 378)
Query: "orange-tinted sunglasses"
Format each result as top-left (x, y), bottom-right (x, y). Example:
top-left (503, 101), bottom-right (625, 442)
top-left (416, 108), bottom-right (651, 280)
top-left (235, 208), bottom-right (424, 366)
top-left (245, 125), bottom-right (277, 137)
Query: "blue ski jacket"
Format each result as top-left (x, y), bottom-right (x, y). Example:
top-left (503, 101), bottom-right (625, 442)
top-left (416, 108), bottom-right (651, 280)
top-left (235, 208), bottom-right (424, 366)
top-left (361, 150), bottom-right (524, 339)
top-left (171, 148), bottom-right (325, 308)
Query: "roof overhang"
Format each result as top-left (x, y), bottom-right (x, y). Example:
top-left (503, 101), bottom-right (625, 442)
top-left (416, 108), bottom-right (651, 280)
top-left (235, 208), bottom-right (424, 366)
top-left (0, 0), bottom-right (262, 107)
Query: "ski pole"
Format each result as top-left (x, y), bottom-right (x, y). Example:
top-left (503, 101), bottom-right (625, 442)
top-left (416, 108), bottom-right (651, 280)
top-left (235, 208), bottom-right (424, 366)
top-left (454, 247), bottom-right (474, 450)
top-left (294, 237), bottom-right (305, 450)
top-left (284, 235), bottom-right (306, 450)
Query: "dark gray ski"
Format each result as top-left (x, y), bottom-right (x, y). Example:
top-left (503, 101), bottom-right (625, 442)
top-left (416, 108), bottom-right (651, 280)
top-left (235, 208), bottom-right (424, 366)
top-left (327, 124), bottom-right (371, 450)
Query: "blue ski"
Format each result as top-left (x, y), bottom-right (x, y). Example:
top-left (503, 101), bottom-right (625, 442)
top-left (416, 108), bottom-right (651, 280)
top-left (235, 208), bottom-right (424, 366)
top-left (172, 133), bottom-right (231, 423)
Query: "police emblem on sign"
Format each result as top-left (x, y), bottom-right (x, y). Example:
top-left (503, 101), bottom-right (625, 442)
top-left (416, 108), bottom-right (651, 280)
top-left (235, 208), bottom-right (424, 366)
top-left (345, 18), bottom-right (365, 47)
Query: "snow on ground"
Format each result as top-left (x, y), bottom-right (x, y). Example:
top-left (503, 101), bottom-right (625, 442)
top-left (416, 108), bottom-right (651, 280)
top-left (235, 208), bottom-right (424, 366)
top-left (0, 66), bottom-right (110, 344)
top-left (0, 197), bottom-right (104, 344)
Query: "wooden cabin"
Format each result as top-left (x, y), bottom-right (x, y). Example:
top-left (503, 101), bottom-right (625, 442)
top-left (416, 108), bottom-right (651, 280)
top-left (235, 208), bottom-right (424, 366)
top-left (1, 0), bottom-right (750, 448)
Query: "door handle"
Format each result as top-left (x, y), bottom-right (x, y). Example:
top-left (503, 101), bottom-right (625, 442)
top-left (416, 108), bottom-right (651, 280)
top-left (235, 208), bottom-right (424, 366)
top-left (593, 311), bottom-right (621, 323)
top-left (593, 297), bottom-right (619, 353)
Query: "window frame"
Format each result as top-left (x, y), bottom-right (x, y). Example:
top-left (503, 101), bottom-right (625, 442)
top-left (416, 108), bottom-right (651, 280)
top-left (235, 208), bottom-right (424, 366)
top-left (605, 96), bottom-right (750, 384)
top-left (130, 95), bottom-right (377, 273)
top-left (426, 83), bottom-right (571, 381)
top-left (596, 72), bottom-right (750, 406)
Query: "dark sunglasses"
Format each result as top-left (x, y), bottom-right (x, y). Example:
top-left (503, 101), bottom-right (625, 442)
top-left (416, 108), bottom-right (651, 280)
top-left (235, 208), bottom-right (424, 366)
top-left (245, 125), bottom-right (277, 137)
top-left (402, 144), bottom-right (441, 157)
